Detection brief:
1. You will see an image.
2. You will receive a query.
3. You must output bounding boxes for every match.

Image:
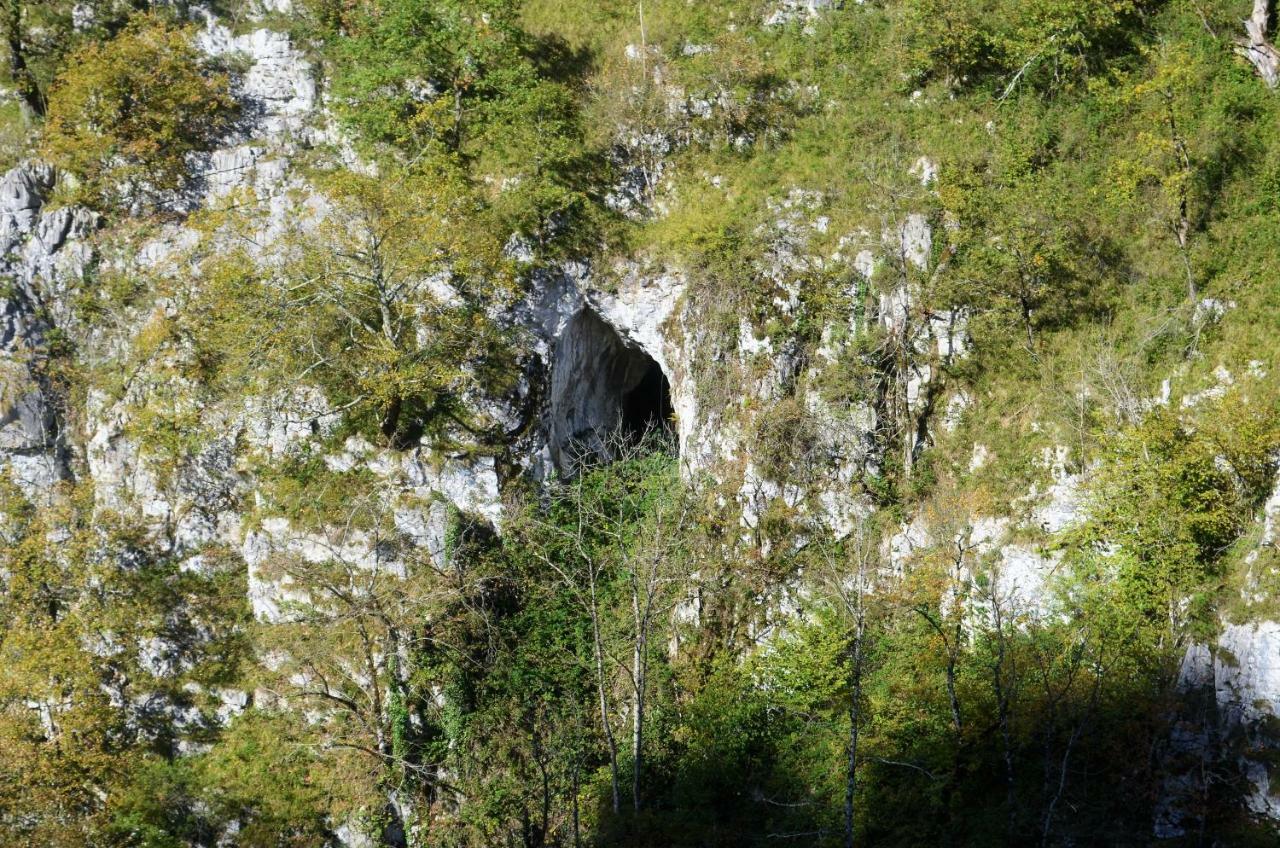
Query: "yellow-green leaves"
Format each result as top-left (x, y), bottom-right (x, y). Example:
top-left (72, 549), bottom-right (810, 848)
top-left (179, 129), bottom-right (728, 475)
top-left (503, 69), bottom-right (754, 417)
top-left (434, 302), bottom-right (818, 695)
top-left (1071, 388), bottom-right (1280, 629)
top-left (195, 159), bottom-right (519, 451)
top-left (895, 0), bottom-right (1151, 94)
top-left (0, 481), bottom-right (249, 846)
top-left (41, 15), bottom-right (237, 211)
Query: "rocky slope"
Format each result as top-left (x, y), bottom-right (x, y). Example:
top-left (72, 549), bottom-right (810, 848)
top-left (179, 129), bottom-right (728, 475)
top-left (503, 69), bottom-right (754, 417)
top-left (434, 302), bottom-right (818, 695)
top-left (4, 1), bottom-right (1280, 843)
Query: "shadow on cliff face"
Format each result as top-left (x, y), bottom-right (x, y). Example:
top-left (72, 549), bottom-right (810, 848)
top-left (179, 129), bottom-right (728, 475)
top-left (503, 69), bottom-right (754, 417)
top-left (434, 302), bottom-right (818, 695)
top-left (549, 308), bottom-right (675, 477)
top-left (576, 629), bottom-right (1277, 848)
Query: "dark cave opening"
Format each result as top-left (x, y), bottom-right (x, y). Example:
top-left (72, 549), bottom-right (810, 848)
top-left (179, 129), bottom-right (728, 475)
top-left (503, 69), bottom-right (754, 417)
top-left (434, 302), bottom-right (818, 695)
top-left (621, 354), bottom-right (674, 444)
top-left (548, 309), bottom-right (677, 475)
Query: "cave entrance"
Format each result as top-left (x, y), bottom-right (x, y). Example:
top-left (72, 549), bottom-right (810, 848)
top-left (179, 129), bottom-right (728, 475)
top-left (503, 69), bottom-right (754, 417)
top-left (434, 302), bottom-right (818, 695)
top-left (549, 309), bottom-right (676, 476)
top-left (621, 356), bottom-right (673, 444)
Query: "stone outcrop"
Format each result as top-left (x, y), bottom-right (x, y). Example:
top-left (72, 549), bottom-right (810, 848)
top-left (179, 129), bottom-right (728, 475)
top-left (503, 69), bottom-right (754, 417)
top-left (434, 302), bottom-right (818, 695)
top-left (0, 162), bottom-right (95, 496)
top-left (7, 8), bottom-right (1280, 842)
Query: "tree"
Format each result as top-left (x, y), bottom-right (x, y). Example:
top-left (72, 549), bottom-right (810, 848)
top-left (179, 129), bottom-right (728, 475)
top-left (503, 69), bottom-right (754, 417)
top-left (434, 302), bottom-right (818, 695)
top-left (1236, 0), bottom-right (1280, 88)
top-left (1072, 407), bottom-right (1242, 635)
top-left (41, 14), bottom-right (237, 210)
top-left (897, 0), bottom-right (1151, 94)
top-left (896, 0), bottom-right (996, 89)
top-left (618, 445), bottom-right (688, 813)
top-left (1069, 388), bottom-right (1280, 641)
top-left (942, 155), bottom-right (1113, 359)
top-left (194, 160), bottom-right (518, 450)
top-left (326, 0), bottom-right (541, 156)
top-left (0, 478), bottom-right (248, 845)
top-left (1, 0), bottom-right (44, 119)
top-left (1128, 43), bottom-right (1200, 302)
top-left (448, 596), bottom-right (598, 848)
top-left (815, 523), bottom-right (884, 848)
top-left (247, 477), bottom-right (478, 846)
top-left (320, 0), bottom-right (599, 247)
top-left (2, 0), bottom-right (136, 120)
top-left (904, 498), bottom-right (981, 846)
top-left (515, 435), bottom-right (686, 817)
top-left (970, 550), bottom-right (1024, 842)
top-left (175, 710), bottom-right (334, 847)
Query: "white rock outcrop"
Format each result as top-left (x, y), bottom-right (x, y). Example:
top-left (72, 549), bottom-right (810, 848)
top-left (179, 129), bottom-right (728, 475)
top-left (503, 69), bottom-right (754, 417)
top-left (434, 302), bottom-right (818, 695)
top-left (0, 163), bottom-right (95, 496)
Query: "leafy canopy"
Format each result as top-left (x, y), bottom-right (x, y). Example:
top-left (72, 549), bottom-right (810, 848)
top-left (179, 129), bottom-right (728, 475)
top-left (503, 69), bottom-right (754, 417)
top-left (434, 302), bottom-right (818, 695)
top-left (42, 14), bottom-right (237, 210)
top-left (194, 159), bottom-right (520, 450)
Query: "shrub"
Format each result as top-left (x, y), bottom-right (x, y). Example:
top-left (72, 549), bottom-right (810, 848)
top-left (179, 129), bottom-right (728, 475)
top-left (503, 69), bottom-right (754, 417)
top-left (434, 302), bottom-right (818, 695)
top-left (42, 15), bottom-right (237, 210)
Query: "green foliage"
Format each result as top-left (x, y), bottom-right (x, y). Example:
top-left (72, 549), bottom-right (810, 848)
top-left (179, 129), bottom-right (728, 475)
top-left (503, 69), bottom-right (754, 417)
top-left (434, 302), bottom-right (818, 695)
top-left (41, 15), bottom-right (238, 210)
top-left (192, 710), bottom-right (333, 846)
top-left (324, 0), bottom-right (529, 152)
top-left (311, 0), bottom-right (602, 244)
top-left (193, 160), bottom-right (519, 450)
top-left (0, 99), bottom-right (31, 170)
top-left (941, 135), bottom-right (1121, 358)
top-left (0, 480), bottom-right (250, 845)
top-left (11, 0), bottom-right (1280, 844)
top-left (1072, 390), bottom-right (1280, 627)
top-left (0, 0), bottom-right (152, 119)
top-left (895, 0), bottom-right (1153, 93)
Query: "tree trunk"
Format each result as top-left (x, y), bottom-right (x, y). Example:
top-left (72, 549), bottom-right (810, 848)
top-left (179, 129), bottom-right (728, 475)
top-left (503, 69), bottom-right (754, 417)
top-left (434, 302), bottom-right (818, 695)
top-left (572, 758), bottom-right (582, 848)
top-left (1018, 286), bottom-right (1036, 355)
top-left (844, 614), bottom-right (865, 848)
top-left (1040, 724), bottom-right (1080, 847)
top-left (532, 728), bottom-right (551, 848)
top-left (943, 644), bottom-right (964, 848)
top-left (1164, 96), bottom-right (1196, 303)
top-left (631, 586), bottom-right (646, 813)
top-left (589, 574), bottom-right (622, 815)
top-left (916, 604), bottom-right (964, 848)
top-left (990, 601), bottom-right (1017, 842)
top-left (381, 395), bottom-right (403, 444)
top-left (452, 85), bottom-right (464, 150)
top-left (1173, 196), bottom-right (1195, 303)
top-left (1238, 0), bottom-right (1280, 88)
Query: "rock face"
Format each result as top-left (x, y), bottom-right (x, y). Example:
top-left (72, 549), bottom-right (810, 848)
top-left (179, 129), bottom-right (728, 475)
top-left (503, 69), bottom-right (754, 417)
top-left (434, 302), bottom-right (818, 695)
top-left (72, 17), bottom-right (327, 554)
top-left (0, 16), bottom-right (895, 667)
top-left (0, 162), bottom-right (95, 496)
top-left (1159, 621), bottom-right (1280, 836)
top-left (763, 0), bottom-right (835, 27)
top-left (9, 9), bottom-right (1280, 844)
top-left (0, 11), bottom-right (941, 562)
top-left (195, 19), bottom-right (316, 139)
top-left (524, 261), bottom-right (689, 476)
top-left (1157, 479), bottom-right (1280, 837)
top-left (1216, 622), bottom-right (1280, 818)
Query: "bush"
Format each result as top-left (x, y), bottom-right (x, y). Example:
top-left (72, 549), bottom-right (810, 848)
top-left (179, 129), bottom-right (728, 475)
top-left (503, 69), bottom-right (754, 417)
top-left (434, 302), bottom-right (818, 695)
top-left (42, 15), bottom-right (237, 210)
top-left (896, 0), bottom-right (1152, 93)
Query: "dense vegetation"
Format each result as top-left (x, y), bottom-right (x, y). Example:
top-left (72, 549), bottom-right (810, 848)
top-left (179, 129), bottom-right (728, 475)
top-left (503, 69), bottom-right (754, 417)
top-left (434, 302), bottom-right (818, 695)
top-left (4, 0), bottom-right (1280, 846)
